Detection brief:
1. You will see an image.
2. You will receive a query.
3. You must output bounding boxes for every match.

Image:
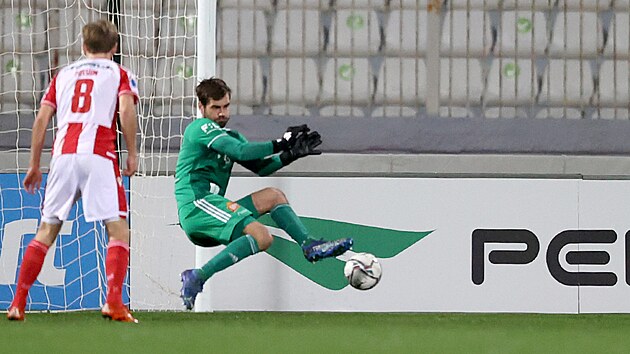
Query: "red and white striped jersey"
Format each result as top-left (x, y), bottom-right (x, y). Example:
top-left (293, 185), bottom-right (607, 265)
top-left (41, 58), bottom-right (139, 160)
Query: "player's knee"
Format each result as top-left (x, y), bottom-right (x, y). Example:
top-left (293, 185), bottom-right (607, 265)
top-left (256, 231), bottom-right (274, 251)
top-left (264, 187), bottom-right (287, 205)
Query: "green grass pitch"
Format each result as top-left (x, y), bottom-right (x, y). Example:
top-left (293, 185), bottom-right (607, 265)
top-left (3, 312), bottom-right (630, 353)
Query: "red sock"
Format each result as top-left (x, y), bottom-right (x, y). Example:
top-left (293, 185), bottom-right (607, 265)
top-left (105, 240), bottom-right (130, 307)
top-left (12, 240), bottom-right (49, 310)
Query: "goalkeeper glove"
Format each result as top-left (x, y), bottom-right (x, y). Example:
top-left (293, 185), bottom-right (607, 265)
top-left (272, 124), bottom-right (310, 153)
top-left (280, 131), bottom-right (322, 165)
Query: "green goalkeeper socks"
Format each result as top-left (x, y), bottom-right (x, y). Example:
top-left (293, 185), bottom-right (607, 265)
top-left (270, 204), bottom-right (309, 245)
top-left (198, 235), bottom-right (260, 281)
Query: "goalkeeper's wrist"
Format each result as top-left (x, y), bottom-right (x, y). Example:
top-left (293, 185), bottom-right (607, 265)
top-left (279, 151), bottom-right (294, 165)
top-left (272, 139), bottom-right (285, 153)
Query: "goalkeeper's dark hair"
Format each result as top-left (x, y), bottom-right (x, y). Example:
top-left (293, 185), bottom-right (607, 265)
top-left (196, 77), bottom-right (232, 106)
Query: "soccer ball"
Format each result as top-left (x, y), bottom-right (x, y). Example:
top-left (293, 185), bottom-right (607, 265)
top-left (343, 253), bottom-right (382, 290)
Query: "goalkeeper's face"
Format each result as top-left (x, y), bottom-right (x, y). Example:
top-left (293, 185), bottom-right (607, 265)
top-left (201, 94), bottom-right (231, 128)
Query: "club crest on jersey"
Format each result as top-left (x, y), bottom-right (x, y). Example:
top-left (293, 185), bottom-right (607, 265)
top-left (227, 202), bottom-right (240, 212)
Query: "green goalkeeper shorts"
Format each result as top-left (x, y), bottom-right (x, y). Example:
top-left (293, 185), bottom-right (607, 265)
top-left (178, 194), bottom-right (255, 247)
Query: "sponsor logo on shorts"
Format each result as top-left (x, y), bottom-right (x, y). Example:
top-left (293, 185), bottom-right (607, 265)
top-left (227, 202), bottom-right (240, 212)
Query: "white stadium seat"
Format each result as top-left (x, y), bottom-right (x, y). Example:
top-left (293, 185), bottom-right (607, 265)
top-left (120, 10), bottom-right (158, 57)
top-left (388, 0), bottom-right (429, 9)
top-left (328, 10), bottom-right (381, 56)
top-left (1, 7), bottom-right (47, 53)
top-left (495, 11), bottom-right (548, 57)
top-left (384, 9), bottom-right (428, 56)
top-left (597, 60), bottom-right (629, 107)
top-left (447, 0), bottom-right (501, 10)
top-left (218, 0), bottom-right (274, 10)
top-left (267, 58), bottom-right (319, 106)
top-left (500, 0), bottom-right (556, 10)
top-left (539, 59), bottom-right (594, 106)
top-left (549, 11), bottom-right (603, 58)
top-left (441, 10), bottom-right (493, 57)
top-left (334, 0), bottom-right (387, 9)
top-left (485, 59), bottom-right (538, 105)
top-left (321, 57), bottom-right (373, 105)
top-left (374, 58), bottom-right (426, 106)
top-left (440, 58), bottom-right (483, 107)
top-left (557, 0), bottom-right (611, 11)
top-left (217, 9), bottom-right (267, 57)
top-left (371, 106), bottom-right (418, 117)
top-left (271, 10), bottom-right (323, 56)
top-left (603, 13), bottom-right (630, 59)
top-left (319, 105), bottom-right (366, 117)
top-left (275, 0), bottom-right (329, 10)
top-left (157, 12), bottom-right (196, 57)
top-left (216, 58), bottom-right (264, 106)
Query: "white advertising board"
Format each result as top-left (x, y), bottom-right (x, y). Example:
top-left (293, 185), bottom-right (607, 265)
top-left (132, 177), bottom-right (630, 313)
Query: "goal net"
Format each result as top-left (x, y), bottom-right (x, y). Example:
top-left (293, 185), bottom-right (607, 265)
top-left (0, 0), bottom-right (198, 311)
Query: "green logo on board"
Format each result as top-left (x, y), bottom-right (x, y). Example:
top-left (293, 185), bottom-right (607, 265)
top-left (259, 215), bottom-right (434, 290)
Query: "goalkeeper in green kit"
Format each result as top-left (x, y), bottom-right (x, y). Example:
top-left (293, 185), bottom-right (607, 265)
top-left (175, 78), bottom-right (353, 310)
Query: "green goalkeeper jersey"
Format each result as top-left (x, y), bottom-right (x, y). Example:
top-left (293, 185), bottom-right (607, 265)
top-left (174, 118), bottom-right (283, 209)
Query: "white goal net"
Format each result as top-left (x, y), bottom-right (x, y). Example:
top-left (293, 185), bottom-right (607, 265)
top-left (0, 0), bottom-right (199, 311)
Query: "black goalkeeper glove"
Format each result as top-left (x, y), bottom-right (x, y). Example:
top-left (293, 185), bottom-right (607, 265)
top-left (272, 124), bottom-right (310, 153)
top-left (279, 131), bottom-right (322, 165)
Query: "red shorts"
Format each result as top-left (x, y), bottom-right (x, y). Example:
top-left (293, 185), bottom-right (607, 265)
top-left (41, 154), bottom-right (127, 223)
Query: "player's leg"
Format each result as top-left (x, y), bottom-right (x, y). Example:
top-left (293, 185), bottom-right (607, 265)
top-left (7, 222), bottom-right (62, 321)
top-left (9, 155), bottom-right (78, 321)
top-left (237, 187), bottom-right (353, 262)
top-left (179, 194), bottom-right (264, 309)
top-left (79, 155), bottom-right (136, 322)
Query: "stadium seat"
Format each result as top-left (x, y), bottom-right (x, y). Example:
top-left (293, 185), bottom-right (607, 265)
top-left (267, 58), bottom-right (319, 107)
top-left (0, 55), bottom-right (41, 105)
top-left (217, 9), bottom-right (267, 57)
top-left (271, 9), bottom-right (323, 56)
top-left (268, 105), bottom-right (312, 116)
top-left (556, 0), bottom-right (611, 11)
top-left (614, 0), bottom-right (630, 10)
top-left (535, 107), bottom-right (584, 119)
top-left (157, 12), bottom-right (197, 57)
top-left (549, 11), bottom-right (603, 58)
top-left (384, 9), bottom-right (428, 56)
top-left (1, 7), bottom-right (46, 53)
top-left (374, 58), bottom-right (426, 106)
top-left (319, 105), bottom-right (367, 117)
top-left (441, 10), bottom-right (493, 57)
top-left (327, 9), bottom-right (382, 56)
top-left (154, 57), bottom-right (197, 102)
top-left (334, 0), bottom-right (387, 9)
top-left (320, 58), bottom-right (374, 106)
top-left (603, 13), bottom-right (629, 59)
top-left (484, 107), bottom-right (530, 119)
top-left (58, 7), bottom-right (101, 56)
top-left (485, 59), bottom-right (539, 106)
top-left (500, 0), bottom-right (556, 10)
top-left (495, 11), bottom-right (548, 57)
top-left (440, 58), bottom-right (483, 110)
top-left (388, 0), bottom-right (430, 9)
top-left (216, 58), bottom-right (265, 106)
top-left (371, 106), bottom-right (418, 117)
top-left (539, 59), bottom-right (594, 107)
top-left (447, 0), bottom-right (501, 10)
top-left (121, 57), bottom-right (159, 100)
top-left (597, 60), bottom-right (629, 108)
top-left (275, 0), bottom-right (330, 9)
top-left (218, 0), bottom-right (274, 10)
top-left (592, 108), bottom-right (630, 120)
top-left (121, 10), bottom-right (158, 57)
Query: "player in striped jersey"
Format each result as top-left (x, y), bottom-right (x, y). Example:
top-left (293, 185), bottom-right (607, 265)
top-left (7, 20), bottom-right (138, 323)
top-left (175, 78), bottom-right (353, 310)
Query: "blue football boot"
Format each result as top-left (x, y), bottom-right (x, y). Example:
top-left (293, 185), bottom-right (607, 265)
top-left (302, 237), bottom-right (354, 263)
top-left (180, 269), bottom-right (204, 310)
